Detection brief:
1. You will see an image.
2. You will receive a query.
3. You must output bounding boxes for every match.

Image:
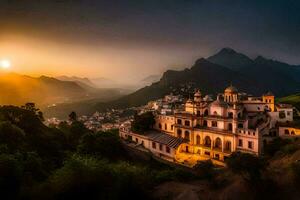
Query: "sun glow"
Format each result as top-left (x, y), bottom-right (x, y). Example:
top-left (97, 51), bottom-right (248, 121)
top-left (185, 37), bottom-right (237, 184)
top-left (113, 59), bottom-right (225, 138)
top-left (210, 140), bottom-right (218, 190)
top-left (0, 59), bottom-right (11, 69)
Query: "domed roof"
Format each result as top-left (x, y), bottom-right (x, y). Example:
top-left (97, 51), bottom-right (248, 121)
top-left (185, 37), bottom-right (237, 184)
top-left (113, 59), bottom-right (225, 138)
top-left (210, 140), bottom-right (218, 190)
top-left (225, 85), bottom-right (238, 93)
top-left (211, 95), bottom-right (228, 108)
top-left (194, 90), bottom-right (202, 97)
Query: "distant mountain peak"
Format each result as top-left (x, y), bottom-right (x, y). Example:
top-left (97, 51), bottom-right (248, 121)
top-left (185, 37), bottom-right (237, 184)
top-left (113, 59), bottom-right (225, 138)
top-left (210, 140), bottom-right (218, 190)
top-left (254, 55), bottom-right (268, 63)
top-left (195, 57), bottom-right (209, 65)
top-left (207, 47), bottom-right (253, 70)
top-left (219, 47), bottom-right (237, 54)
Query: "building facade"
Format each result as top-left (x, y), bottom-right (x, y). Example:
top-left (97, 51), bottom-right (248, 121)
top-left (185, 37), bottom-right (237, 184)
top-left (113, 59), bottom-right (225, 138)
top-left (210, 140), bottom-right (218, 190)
top-left (120, 86), bottom-right (296, 166)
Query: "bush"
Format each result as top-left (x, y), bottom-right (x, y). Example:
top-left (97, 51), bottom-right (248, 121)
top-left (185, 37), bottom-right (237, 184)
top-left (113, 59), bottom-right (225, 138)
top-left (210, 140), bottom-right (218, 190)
top-left (226, 152), bottom-right (266, 182)
top-left (131, 112), bottom-right (155, 133)
top-left (193, 160), bottom-right (215, 180)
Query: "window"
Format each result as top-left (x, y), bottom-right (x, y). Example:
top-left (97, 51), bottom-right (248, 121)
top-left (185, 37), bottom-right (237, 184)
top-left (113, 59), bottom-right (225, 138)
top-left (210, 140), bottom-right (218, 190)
top-left (152, 142), bottom-right (156, 149)
top-left (291, 131), bottom-right (295, 135)
top-left (228, 112), bottom-right (233, 118)
top-left (205, 151), bottom-right (210, 156)
top-left (212, 121), bottom-right (218, 127)
top-left (279, 111), bottom-right (286, 119)
top-left (165, 124), bottom-right (167, 130)
top-left (159, 144), bottom-right (163, 151)
top-left (184, 131), bottom-right (190, 140)
top-left (203, 120), bottom-right (207, 127)
top-left (228, 123), bottom-right (233, 131)
top-left (177, 119), bottom-right (182, 124)
top-left (248, 141), bottom-right (253, 149)
top-left (184, 120), bottom-right (190, 126)
top-left (284, 129), bottom-right (289, 135)
top-left (166, 146), bottom-right (170, 153)
top-left (238, 139), bottom-right (243, 147)
top-left (197, 111), bottom-right (200, 116)
top-left (196, 135), bottom-right (201, 145)
top-left (215, 154), bottom-right (220, 160)
top-left (136, 138), bottom-right (139, 143)
top-left (171, 125), bottom-right (174, 130)
top-left (177, 129), bottom-right (182, 137)
top-left (257, 107), bottom-right (261, 111)
top-left (204, 110), bottom-right (209, 116)
top-left (213, 111), bottom-right (218, 116)
top-left (238, 123), bottom-right (243, 128)
top-left (215, 138), bottom-right (222, 149)
top-left (159, 123), bottom-right (162, 129)
top-left (287, 111), bottom-right (291, 116)
top-left (204, 136), bottom-right (211, 147)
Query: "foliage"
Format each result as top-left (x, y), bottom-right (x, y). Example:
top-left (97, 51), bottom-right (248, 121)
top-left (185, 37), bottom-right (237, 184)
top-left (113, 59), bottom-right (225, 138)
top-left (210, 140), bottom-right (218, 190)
top-left (68, 111), bottom-right (77, 122)
top-left (193, 160), bottom-right (215, 180)
top-left (77, 131), bottom-right (124, 160)
top-left (0, 154), bottom-right (22, 199)
top-left (225, 152), bottom-right (266, 182)
top-left (0, 121), bottom-right (25, 152)
top-left (264, 138), bottom-right (292, 156)
top-left (291, 161), bottom-right (300, 186)
top-left (131, 112), bottom-right (155, 133)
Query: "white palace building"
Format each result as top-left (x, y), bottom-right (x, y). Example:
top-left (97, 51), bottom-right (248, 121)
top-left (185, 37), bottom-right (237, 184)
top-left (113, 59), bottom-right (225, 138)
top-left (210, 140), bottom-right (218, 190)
top-left (120, 86), bottom-right (296, 166)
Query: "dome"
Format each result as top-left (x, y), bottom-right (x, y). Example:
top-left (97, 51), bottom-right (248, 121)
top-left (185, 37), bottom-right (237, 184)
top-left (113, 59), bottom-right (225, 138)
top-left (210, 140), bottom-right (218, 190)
top-left (194, 90), bottom-right (202, 97)
top-left (211, 95), bottom-right (228, 108)
top-left (225, 85), bottom-right (238, 93)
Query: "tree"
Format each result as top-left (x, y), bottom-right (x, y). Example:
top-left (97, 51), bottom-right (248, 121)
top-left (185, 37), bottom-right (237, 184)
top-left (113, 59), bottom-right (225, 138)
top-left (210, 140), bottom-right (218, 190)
top-left (77, 131), bottom-right (124, 160)
top-left (225, 152), bottom-right (266, 182)
top-left (193, 160), bottom-right (215, 180)
top-left (0, 154), bottom-right (23, 199)
top-left (21, 103), bottom-right (44, 121)
top-left (131, 112), bottom-right (155, 133)
top-left (0, 121), bottom-right (25, 152)
top-left (69, 111), bottom-right (77, 122)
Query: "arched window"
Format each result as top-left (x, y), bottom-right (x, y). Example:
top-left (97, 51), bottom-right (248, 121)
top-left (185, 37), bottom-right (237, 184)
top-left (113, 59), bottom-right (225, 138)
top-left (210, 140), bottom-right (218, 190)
top-left (228, 112), bottom-right (233, 118)
top-left (215, 138), bottom-right (222, 149)
top-left (204, 136), bottom-right (211, 147)
top-left (204, 110), bottom-right (209, 116)
top-left (284, 129), bottom-right (289, 135)
top-left (177, 119), bottom-right (182, 125)
top-left (184, 131), bottom-right (190, 140)
top-left (291, 131), bottom-right (295, 135)
top-left (196, 135), bottom-right (201, 145)
top-left (203, 120), bottom-right (207, 127)
top-left (213, 111), bottom-right (218, 116)
top-left (177, 129), bottom-right (182, 137)
top-left (158, 123), bottom-right (162, 129)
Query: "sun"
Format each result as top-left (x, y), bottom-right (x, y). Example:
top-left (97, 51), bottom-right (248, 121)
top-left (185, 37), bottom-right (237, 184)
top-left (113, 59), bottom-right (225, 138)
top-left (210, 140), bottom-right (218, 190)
top-left (0, 60), bottom-right (11, 69)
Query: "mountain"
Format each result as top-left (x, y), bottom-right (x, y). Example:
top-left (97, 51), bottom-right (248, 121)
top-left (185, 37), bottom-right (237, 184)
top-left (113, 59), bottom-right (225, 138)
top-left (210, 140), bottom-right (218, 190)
top-left (44, 48), bottom-right (300, 118)
top-left (0, 73), bottom-right (124, 108)
top-left (56, 76), bottom-right (96, 88)
top-left (92, 48), bottom-right (300, 111)
top-left (207, 48), bottom-right (253, 70)
top-left (140, 74), bottom-right (161, 86)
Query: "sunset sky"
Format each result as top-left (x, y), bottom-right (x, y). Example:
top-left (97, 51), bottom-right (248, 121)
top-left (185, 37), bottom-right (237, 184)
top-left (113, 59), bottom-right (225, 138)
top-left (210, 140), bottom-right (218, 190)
top-left (1, 0), bottom-right (300, 84)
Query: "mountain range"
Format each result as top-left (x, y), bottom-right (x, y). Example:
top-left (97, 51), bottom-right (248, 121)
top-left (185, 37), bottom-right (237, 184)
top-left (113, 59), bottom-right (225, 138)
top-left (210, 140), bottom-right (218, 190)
top-left (92, 48), bottom-right (300, 111)
top-left (0, 73), bottom-right (126, 108)
top-left (42, 47), bottom-right (300, 118)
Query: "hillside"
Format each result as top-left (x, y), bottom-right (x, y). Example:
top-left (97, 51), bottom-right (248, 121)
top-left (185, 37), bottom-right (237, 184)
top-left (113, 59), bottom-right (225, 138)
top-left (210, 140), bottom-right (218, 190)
top-left (278, 93), bottom-right (300, 111)
top-left (0, 73), bottom-right (124, 108)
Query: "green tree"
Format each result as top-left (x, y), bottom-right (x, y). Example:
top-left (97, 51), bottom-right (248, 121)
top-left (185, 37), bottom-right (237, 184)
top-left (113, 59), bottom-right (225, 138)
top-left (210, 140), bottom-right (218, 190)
top-left (77, 131), bottom-right (124, 160)
top-left (0, 154), bottom-right (23, 199)
top-left (225, 152), bottom-right (266, 182)
top-left (0, 121), bottom-right (25, 152)
top-left (131, 112), bottom-right (155, 133)
top-left (69, 111), bottom-right (77, 122)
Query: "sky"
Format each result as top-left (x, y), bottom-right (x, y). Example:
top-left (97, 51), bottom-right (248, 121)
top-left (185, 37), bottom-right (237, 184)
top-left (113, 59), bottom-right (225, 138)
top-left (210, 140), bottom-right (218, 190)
top-left (0, 0), bottom-right (300, 84)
